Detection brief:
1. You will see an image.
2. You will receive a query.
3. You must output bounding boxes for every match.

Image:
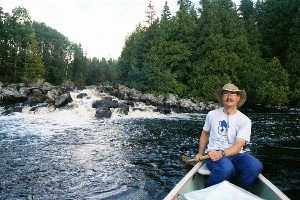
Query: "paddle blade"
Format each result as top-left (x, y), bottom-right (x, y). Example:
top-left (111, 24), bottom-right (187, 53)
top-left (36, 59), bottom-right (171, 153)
top-left (182, 155), bottom-right (196, 163)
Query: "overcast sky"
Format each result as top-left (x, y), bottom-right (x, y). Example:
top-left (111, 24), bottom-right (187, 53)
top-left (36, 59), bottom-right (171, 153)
top-left (1, 0), bottom-right (240, 60)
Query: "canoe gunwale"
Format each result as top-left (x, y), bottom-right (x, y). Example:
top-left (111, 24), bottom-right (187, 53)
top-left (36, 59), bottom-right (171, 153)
top-left (257, 174), bottom-right (290, 200)
top-left (163, 161), bottom-right (204, 200)
top-left (164, 162), bottom-right (291, 200)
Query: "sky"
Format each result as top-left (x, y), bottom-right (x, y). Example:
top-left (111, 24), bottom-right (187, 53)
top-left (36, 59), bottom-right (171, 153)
top-left (1, 0), bottom-right (240, 60)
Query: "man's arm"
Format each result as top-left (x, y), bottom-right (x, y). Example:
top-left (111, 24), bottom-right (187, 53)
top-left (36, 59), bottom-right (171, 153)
top-left (208, 138), bottom-right (246, 161)
top-left (222, 137), bottom-right (245, 156)
top-left (195, 130), bottom-right (209, 160)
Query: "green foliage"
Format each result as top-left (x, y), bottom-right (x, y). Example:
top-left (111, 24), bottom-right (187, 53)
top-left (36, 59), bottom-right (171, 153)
top-left (32, 22), bottom-right (70, 85)
top-left (0, 7), bottom-right (32, 83)
top-left (189, 74), bottom-right (231, 102)
top-left (22, 33), bottom-right (45, 83)
top-left (115, 0), bottom-right (298, 106)
top-left (257, 57), bottom-right (289, 106)
top-left (286, 50), bottom-right (300, 104)
top-left (1, 1), bottom-right (299, 107)
top-left (0, 6), bottom-right (118, 87)
top-left (255, 0), bottom-right (300, 106)
top-left (257, 82), bottom-right (289, 106)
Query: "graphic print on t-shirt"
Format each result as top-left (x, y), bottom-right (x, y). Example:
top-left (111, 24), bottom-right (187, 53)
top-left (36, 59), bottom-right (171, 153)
top-left (218, 120), bottom-right (228, 136)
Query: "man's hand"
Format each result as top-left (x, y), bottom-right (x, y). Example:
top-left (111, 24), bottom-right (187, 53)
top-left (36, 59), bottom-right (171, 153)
top-left (207, 149), bottom-right (223, 161)
top-left (194, 153), bottom-right (203, 162)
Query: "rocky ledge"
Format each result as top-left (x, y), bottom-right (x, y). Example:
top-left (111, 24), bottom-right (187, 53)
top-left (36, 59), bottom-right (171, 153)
top-left (0, 79), bottom-right (218, 118)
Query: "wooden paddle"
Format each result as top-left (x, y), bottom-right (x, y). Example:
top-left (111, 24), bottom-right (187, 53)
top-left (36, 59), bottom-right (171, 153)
top-left (182, 155), bottom-right (210, 163)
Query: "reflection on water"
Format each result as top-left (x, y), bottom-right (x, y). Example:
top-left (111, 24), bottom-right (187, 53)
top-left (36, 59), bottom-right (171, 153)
top-left (0, 110), bottom-right (299, 199)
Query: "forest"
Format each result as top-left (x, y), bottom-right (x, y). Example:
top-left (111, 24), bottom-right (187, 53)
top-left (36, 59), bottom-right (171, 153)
top-left (0, 0), bottom-right (299, 107)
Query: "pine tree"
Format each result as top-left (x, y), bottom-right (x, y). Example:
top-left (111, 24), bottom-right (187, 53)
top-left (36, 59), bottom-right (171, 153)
top-left (0, 7), bottom-right (10, 82)
top-left (33, 22), bottom-right (71, 85)
top-left (5, 7), bottom-right (32, 83)
top-left (23, 33), bottom-right (45, 82)
top-left (257, 57), bottom-right (289, 105)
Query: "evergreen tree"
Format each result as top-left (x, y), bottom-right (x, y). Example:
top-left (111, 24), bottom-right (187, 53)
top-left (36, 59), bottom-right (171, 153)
top-left (0, 7), bottom-right (10, 82)
top-left (192, 0), bottom-right (244, 100)
top-left (161, 1), bottom-right (172, 21)
top-left (69, 43), bottom-right (88, 86)
top-left (118, 1), bottom-right (159, 90)
top-left (23, 33), bottom-right (45, 83)
top-left (257, 57), bottom-right (289, 106)
top-left (284, 1), bottom-right (300, 105)
top-left (86, 57), bottom-right (104, 85)
top-left (239, 0), bottom-right (255, 22)
top-left (138, 1), bottom-right (182, 94)
top-left (33, 22), bottom-right (71, 85)
top-left (117, 25), bottom-right (145, 88)
top-left (5, 7), bottom-right (32, 83)
top-left (165, 0), bottom-right (197, 94)
top-left (257, 0), bottom-right (300, 105)
top-left (144, 0), bottom-right (158, 27)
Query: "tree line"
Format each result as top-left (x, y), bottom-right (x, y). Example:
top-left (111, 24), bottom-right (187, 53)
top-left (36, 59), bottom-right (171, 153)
top-left (0, 6), bottom-right (118, 87)
top-left (0, 0), bottom-right (299, 107)
top-left (118, 0), bottom-right (300, 107)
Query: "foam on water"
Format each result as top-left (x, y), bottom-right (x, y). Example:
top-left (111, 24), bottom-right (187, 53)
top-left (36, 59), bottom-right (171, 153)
top-left (4, 88), bottom-right (200, 120)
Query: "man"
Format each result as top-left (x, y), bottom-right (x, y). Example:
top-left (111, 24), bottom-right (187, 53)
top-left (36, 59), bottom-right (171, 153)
top-left (194, 83), bottom-right (263, 189)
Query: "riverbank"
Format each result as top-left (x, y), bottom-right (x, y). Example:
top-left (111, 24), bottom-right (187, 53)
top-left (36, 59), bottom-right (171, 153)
top-left (1, 79), bottom-right (298, 117)
top-left (0, 79), bottom-right (219, 117)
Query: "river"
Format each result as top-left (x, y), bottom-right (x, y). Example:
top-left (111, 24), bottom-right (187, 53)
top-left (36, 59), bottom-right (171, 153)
top-left (0, 89), bottom-right (299, 199)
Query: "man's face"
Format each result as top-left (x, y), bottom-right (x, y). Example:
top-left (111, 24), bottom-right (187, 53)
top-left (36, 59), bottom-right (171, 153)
top-left (222, 91), bottom-right (240, 107)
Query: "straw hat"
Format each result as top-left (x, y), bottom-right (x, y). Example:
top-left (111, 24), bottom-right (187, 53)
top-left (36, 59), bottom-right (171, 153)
top-left (215, 83), bottom-right (247, 108)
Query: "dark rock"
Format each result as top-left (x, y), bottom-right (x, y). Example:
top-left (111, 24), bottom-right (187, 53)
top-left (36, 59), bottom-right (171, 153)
top-left (0, 87), bottom-right (27, 105)
top-left (117, 108), bottom-right (128, 115)
top-left (141, 93), bottom-right (156, 105)
top-left (41, 82), bottom-right (54, 93)
top-left (156, 105), bottom-right (171, 114)
top-left (54, 93), bottom-right (72, 108)
top-left (95, 106), bottom-right (112, 118)
top-left (77, 93), bottom-right (88, 99)
top-left (61, 80), bottom-right (75, 91)
top-left (1, 107), bottom-right (15, 115)
top-left (92, 97), bottom-right (118, 109)
top-left (24, 93), bottom-right (46, 106)
top-left (47, 89), bottom-right (60, 103)
top-left (118, 102), bottom-right (130, 112)
top-left (29, 103), bottom-right (48, 112)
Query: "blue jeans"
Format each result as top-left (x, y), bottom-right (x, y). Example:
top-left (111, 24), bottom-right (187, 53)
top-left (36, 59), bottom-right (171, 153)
top-left (205, 153), bottom-right (263, 189)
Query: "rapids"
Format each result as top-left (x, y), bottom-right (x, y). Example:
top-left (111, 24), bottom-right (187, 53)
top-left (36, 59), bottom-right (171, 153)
top-left (0, 89), bottom-right (299, 199)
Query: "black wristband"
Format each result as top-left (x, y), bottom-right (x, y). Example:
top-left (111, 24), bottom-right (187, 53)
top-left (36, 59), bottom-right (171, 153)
top-left (221, 150), bottom-right (226, 157)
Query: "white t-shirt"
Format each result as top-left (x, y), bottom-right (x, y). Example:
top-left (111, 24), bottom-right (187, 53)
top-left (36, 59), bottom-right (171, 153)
top-left (203, 108), bottom-right (251, 151)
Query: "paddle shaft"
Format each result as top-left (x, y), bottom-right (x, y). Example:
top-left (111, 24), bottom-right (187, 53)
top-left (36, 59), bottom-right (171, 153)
top-left (186, 154), bottom-right (210, 162)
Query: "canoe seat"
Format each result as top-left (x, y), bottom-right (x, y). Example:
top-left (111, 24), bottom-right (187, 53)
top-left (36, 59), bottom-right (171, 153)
top-left (198, 162), bottom-right (211, 175)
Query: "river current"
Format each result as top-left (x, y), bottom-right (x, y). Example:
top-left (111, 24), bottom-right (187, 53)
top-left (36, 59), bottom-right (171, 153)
top-left (0, 89), bottom-right (299, 199)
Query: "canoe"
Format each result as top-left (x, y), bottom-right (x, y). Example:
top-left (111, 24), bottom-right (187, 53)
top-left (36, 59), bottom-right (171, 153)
top-left (164, 159), bottom-right (290, 200)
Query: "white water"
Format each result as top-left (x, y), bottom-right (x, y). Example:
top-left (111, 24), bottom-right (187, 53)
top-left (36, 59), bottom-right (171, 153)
top-left (0, 89), bottom-right (146, 119)
top-left (0, 89), bottom-right (198, 139)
